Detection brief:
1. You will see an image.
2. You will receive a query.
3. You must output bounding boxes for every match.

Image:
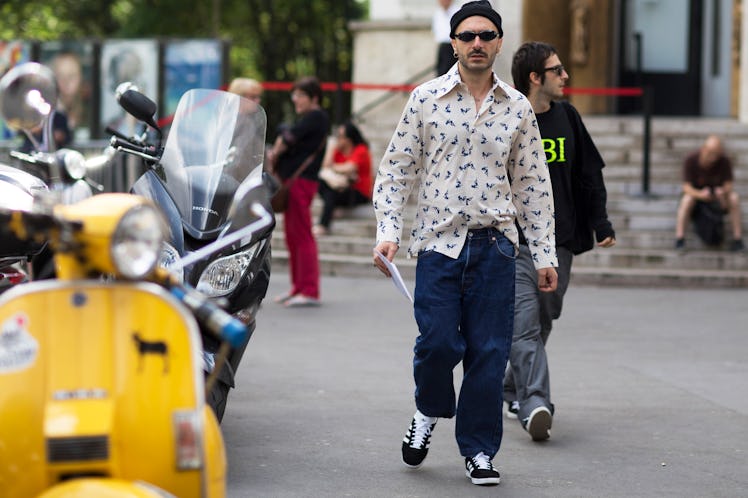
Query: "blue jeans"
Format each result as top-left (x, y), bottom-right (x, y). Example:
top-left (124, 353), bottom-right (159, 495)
top-left (413, 228), bottom-right (516, 458)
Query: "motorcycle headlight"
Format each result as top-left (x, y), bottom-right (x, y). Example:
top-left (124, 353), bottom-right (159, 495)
top-left (111, 205), bottom-right (165, 279)
top-left (158, 242), bottom-right (184, 283)
top-left (196, 243), bottom-right (259, 297)
top-left (58, 148), bottom-right (87, 180)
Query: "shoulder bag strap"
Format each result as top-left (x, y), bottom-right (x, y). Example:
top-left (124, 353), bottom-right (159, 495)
top-left (286, 138), bottom-right (327, 183)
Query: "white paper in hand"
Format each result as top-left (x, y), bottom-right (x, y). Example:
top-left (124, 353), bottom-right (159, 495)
top-left (374, 251), bottom-right (414, 303)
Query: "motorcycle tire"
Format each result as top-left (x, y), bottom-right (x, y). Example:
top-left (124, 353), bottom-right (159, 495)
top-left (207, 378), bottom-right (231, 423)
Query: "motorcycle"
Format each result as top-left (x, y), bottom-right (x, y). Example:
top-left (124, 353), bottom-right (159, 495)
top-left (0, 163), bottom-right (48, 291)
top-left (0, 62), bottom-right (104, 286)
top-left (108, 84), bottom-right (275, 421)
top-left (0, 179), bottom-right (273, 497)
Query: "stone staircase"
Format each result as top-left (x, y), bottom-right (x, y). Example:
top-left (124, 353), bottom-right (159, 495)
top-left (271, 115), bottom-right (748, 288)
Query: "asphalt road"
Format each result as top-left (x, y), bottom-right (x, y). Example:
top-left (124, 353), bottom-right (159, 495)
top-left (222, 272), bottom-right (748, 497)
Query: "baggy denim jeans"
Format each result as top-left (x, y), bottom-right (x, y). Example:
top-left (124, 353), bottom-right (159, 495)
top-left (413, 228), bottom-right (516, 459)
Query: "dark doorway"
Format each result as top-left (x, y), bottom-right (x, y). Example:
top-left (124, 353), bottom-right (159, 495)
top-left (618, 0), bottom-right (702, 115)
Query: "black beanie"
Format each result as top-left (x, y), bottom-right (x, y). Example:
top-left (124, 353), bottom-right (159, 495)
top-left (449, 0), bottom-right (503, 39)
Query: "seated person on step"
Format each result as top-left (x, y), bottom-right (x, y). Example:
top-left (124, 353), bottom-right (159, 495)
top-left (675, 135), bottom-right (744, 251)
top-left (314, 121), bottom-right (372, 236)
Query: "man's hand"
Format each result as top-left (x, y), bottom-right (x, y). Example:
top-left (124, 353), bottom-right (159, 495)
top-left (537, 267), bottom-right (558, 293)
top-left (598, 236), bottom-right (616, 248)
top-left (373, 241), bottom-right (399, 277)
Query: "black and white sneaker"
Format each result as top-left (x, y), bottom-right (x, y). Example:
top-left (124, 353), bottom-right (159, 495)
top-left (523, 406), bottom-right (552, 441)
top-left (504, 400), bottom-right (519, 419)
top-left (465, 452), bottom-right (501, 485)
top-left (401, 410), bottom-right (437, 468)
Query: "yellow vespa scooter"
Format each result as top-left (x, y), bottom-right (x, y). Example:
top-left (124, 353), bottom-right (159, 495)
top-left (0, 185), bottom-right (272, 496)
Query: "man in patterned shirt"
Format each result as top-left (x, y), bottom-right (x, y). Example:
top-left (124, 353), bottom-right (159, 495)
top-left (372, 0), bottom-right (558, 487)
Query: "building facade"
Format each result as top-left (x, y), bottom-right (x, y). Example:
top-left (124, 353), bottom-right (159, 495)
top-left (352, 0), bottom-right (748, 120)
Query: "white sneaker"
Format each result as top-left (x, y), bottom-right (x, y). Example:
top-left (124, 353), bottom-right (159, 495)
top-left (283, 294), bottom-right (321, 308)
top-left (504, 400), bottom-right (519, 419)
top-left (523, 406), bottom-right (552, 441)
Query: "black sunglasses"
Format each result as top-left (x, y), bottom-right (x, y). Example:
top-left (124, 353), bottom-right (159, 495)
top-left (454, 30), bottom-right (499, 42)
top-left (543, 64), bottom-right (565, 76)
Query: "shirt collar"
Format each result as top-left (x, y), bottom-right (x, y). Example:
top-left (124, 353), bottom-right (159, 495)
top-left (433, 65), bottom-right (512, 101)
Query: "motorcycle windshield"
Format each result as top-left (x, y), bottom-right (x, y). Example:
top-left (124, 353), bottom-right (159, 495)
top-left (158, 88), bottom-right (267, 236)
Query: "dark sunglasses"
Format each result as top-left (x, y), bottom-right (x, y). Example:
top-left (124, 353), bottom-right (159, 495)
top-left (543, 64), bottom-right (565, 76)
top-left (454, 30), bottom-right (499, 42)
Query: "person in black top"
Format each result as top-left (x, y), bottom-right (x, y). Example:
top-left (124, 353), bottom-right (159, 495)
top-left (267, 76), bottom-right (329, 307)
top-left (504, 41), bottom-right (616, 441)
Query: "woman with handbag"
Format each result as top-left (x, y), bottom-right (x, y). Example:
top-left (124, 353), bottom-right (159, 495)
top-left (267, 76), bottom-right (329, 307)
top-left (315, 121), bottom-right (373, 236)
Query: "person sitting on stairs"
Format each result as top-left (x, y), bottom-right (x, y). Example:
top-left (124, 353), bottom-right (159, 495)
top-left (675, 135), bottom-right (745, 252)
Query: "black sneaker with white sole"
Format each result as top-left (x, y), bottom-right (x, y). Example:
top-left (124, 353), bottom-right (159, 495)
top-left (504, 400), bottom-right (519, 419)
top-left (465, 452), bottom-right (501, 486)
top-left (523, 406), bottom-right (552, 441)
top-left (401, 410), bottom-right (437, 468)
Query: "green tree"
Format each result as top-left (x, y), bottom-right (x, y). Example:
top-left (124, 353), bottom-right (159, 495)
top-left (1, 0), bottom-right (368, 136)
top-left (224, 0), bottom-right (367, 134)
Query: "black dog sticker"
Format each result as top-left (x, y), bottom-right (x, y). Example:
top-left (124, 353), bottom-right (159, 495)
top-left (132, 333), bottom-right (169, 373)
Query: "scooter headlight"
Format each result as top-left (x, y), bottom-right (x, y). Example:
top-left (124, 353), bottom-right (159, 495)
top-left (196, 243), bottom-right (259, 297)
top-left (111, 205), bottom-right (165, 279)
top-left (58, 148), bottom-right (87, 180)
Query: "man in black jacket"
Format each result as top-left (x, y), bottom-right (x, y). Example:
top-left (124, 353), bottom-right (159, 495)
top-left (504, 41), bottom-right (616, 441)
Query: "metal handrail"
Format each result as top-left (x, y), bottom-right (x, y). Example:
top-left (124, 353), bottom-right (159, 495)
top-left (351, 65), bottom-right (435, 123)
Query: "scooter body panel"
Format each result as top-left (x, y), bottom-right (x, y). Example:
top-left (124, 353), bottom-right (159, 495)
top-left (38, 477), bottom-right (173, 497)
top-left (0, 280), bottom-right (225, 498)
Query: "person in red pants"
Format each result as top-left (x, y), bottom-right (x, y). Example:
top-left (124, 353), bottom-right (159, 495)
top-left (267, 76), bottom-right (330, 307)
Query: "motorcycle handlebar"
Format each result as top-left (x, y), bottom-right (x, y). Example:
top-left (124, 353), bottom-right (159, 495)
top-left (169, 285), bottom-right (248, 348)
top-left (10, 149), bottom-right (50, 166)
top-left (105, 126), bottom-right (132, 142)
top-left (0, 208), bottom-right (68, 242)
top-left (109, 136), bottom-right (156, 156)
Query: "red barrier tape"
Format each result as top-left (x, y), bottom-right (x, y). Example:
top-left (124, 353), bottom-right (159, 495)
top-left (150, 83), bottom-right (643, 128)
top-left (261, 81), bottom-right (644, 97)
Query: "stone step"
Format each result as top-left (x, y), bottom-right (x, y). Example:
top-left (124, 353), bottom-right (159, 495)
top-left (270, 249), bottom-right (748, 288)
top-left (274, 222), bottom-right (738, 250)
top-left (279, 200), bottom-right (748, 242)
top-left (273, 229), bottom-right (745, 269)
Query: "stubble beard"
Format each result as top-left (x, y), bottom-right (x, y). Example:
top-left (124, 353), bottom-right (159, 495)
top-left (458, 51), bottom-right (495, 74)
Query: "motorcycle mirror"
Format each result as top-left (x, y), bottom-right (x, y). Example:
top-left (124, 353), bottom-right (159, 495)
top-left (115, 81), bottom-right (161, 135)
top-left (0, 62), bottom-right (57, 131)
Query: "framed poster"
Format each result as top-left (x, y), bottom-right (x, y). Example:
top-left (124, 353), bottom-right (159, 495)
top-left (100, 39), bottom-right (158, 136)
top-left (163, 39), bottom-right (223, 118)
top-left (0, 40), bottom-right (32, 140)
top-left (39, 40), bottom-right (95, 141)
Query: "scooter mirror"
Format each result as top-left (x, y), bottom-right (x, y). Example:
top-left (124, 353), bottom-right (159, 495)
top-left (0, 62), bottom-right (57, 131)
top-left (115, 82), bottom-right (161, 134)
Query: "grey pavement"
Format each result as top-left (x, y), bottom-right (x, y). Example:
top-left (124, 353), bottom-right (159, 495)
top-left (222, 271), bottom-right (748, 497)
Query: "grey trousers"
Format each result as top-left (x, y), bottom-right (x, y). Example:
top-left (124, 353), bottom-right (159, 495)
top-left (504, 244), bottom-right (573, 421)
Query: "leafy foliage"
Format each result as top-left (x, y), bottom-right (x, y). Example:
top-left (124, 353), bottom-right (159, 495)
top-left (1, 0), bottom-right (368, 135)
